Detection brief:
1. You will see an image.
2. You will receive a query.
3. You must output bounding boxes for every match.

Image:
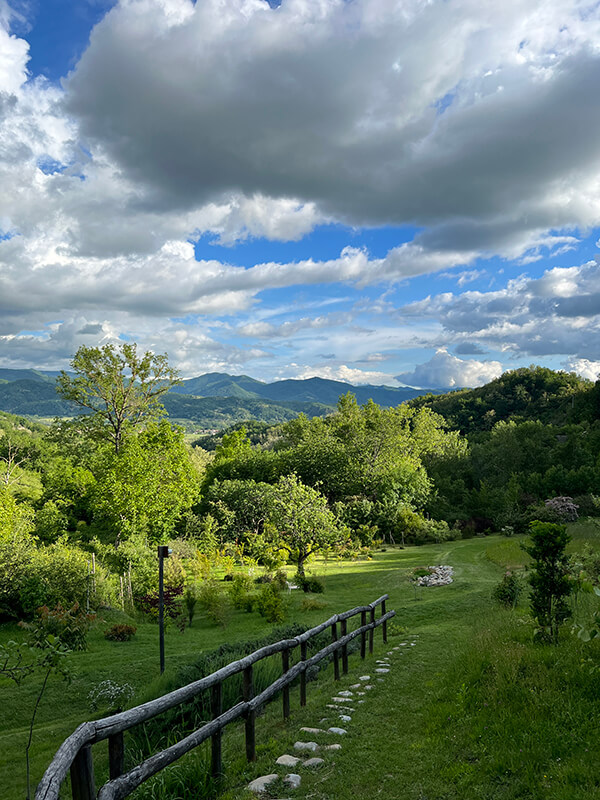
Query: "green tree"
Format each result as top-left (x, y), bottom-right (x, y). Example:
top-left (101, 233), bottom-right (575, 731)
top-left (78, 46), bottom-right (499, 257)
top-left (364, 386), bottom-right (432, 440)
top-left (523, 521), bottom-right (574, 642)
top-left (268, 474), bottom-right (344, 578)
top-left (90, 420), bottom-right (199, 545)
top-left (56, 343), bottom-right (180, 453)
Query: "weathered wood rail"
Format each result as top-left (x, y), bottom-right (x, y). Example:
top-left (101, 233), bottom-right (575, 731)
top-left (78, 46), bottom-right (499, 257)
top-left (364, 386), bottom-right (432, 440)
top-left (36, 594), bottom-right (394, 800)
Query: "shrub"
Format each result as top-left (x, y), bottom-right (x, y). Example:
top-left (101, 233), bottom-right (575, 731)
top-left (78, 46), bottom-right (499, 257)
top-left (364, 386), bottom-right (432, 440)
top-left (138, 585), bottom-right (183, 621)
top-left (544, 496), bottom-right (579, 523)
top-left (228, 574), bottom-right (254, 611)
top-left (104, 623), bottom-right (137, 641)
top-left (88, 679), bottom-right (134, 713)
top-left (255, 583), bottom-right (286, 623)
top-left (492, 571), bottom-right (523, 608)
top-left (20, 602), bottom-right (94, 651)
top-left (296, 574), bottom-right (325, 594)
top-left (197, 580), bottom-right (229, 627)
top-left (523, 521), bottom-right (574, 642)
top-left (300, 596), bottom-right (328, 611)
top-left (573, 494), bottom-right (600, 518)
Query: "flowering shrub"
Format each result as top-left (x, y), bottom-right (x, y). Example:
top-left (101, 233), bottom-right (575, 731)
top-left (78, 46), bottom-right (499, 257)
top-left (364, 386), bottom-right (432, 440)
top-left (544, 496), bottom-right (579, 523)
top-left (104, 623), bottom-right (137, 641)
top-left (20, 602), bottom-right (95, 651)
top-left (88, 679), bottom-right (134, 713)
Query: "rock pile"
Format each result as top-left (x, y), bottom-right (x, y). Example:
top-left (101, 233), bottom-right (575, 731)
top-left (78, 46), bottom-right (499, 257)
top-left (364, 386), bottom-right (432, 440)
top-left (417, 565), bottom-right (454, 587)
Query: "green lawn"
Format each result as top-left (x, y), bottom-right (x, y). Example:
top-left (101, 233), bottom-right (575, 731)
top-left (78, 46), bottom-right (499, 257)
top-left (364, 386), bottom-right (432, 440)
top-left (2, 525), bottom-right (600, 799)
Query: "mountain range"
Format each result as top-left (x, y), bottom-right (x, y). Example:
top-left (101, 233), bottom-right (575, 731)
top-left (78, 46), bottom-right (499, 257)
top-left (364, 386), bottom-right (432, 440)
top-left (0, 368), bottom-right (430, 428)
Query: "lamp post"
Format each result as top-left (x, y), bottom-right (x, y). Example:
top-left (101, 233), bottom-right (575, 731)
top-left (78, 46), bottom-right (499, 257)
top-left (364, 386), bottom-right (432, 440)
top-left (157, 545), bottom-right (171, 674)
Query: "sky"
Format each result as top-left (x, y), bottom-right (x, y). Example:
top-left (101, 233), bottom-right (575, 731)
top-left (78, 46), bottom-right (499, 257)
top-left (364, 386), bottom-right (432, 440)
top-left (1, 0), bottom-right (600, 389)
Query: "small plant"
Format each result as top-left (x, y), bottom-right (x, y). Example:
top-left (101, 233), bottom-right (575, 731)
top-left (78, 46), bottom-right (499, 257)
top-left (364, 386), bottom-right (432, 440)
top-left (228, 573), bottom-right (254, 611)
top-left (492, 571), bottom-right (523, 608)
top-left (255, 583), bottom-right (286, 623)
top-left (104, 623), bottom-right (137, 641)
top-left (523, 521), bottom-right (574, 642)
top-left (296, 574), bottom-right (324, 594)
top-left (88, 679), bottom-right (135, 713)
top-left (197, 580), bottom-right (229, 627)
top-left (19, 602), bottom-right (95, 651)
top-left (183, 586), bottom-right (198, 627)
top-left (300, 596), bottom-right (328, 611)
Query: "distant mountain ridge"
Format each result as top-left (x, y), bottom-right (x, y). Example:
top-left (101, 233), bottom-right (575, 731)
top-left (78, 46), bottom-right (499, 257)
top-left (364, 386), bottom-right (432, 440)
top-left (0, 368), bottom-right (427, 426)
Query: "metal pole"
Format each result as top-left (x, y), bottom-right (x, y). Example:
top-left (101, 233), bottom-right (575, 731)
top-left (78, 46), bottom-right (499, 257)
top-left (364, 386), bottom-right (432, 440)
top-left (158, 547), bottom-right (166, 674)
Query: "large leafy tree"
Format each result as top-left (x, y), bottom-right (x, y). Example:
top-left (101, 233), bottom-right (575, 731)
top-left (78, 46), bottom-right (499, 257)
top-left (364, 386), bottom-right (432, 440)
top-left (56, 343), bottom-right (180, 453)
top-left (90, 420), bottom-right (199, 545)
top-left (268, 474), bottom-right (344, 578)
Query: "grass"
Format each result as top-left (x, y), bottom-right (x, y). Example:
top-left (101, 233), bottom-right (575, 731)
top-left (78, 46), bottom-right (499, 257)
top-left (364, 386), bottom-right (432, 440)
top-left (2, 524), bottom-right (600, 799)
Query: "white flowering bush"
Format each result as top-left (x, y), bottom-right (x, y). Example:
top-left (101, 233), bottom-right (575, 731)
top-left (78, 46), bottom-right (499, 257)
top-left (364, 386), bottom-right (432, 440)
top-left (88, 679), bottom-right (134, 713)
top-left (544, 496), bottom-right (579, 523)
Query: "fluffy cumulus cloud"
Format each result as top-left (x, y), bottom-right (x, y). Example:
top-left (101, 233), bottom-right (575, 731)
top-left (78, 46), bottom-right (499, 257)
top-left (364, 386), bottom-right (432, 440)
top-left (289, 364), bottom-right (400, 386)
top-left (400, 260), bottom-right (600, 360)
top-left (565, 358), bottom-right (600, 381)
top-left (1, 0), bottom-right (600, 378)
top-left (396, 350), bottom-right (503, 389)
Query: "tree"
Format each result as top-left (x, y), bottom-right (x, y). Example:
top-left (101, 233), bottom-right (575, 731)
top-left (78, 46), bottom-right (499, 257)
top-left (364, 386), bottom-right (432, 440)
top-left (90, 420), bottom-right (199, 545)
top-left (56, 343), bottom-right (180, 453)
top-left (523, 521), bottom-right (574, 642)
top-left (268, 474), bottom-right (344, 578)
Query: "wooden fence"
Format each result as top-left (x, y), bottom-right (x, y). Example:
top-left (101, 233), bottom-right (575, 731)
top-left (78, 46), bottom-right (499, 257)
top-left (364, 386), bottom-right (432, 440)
top-left (36, 594), bottom-right (394, 800)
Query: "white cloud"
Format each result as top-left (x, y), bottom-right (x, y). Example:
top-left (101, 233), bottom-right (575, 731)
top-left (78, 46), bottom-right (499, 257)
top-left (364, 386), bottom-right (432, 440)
top-left (290, 364), bottom-right (400, 386)
top-left (396, 349), bottom-right (503, 389)
top-left (564, 357), bottom-right (600, 381)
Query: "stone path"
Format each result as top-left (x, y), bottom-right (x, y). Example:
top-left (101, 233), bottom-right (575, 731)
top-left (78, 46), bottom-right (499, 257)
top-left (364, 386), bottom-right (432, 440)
top-left (246, 635), bottom-right (420, 796)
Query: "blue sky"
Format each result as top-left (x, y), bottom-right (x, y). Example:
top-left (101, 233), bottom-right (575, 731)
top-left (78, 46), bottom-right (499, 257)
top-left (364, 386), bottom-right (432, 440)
top-left (1, 0), bottom-right (600, 388)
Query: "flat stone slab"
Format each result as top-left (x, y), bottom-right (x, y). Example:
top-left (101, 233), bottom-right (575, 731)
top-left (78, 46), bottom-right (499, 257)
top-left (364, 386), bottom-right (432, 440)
top-left (294, 741), bottom-right (318, 752)
top-left (357, 691), bottom-right (365, 696)
top-left (358, 675), bottom-right (370, 681)
top-left (284, 774), bottom-right (301, 789)
top-left (276, 754), bottom-right (301, 767)
top-left (303, 757), bottom-right (325, 768)
top-left (357, 700), bottom-right (365, 704)
top-left (326, 704), bottom-right (354, 712)
top-left (323, 743), bottom-right (342, 750)
top-left (375, 668), bottom-right (390, 673)
top-left (349, 683), bottom-right (361, 689)
top-left (377, 678), bottom-right (385, 682)
top-left (339, 714), bottom-right (351, 722)
top-left (248, 774), bottom-right (278, 793)
top-left (337, 690), bottom-right (354, 697)
top-left (331, 697), bottom-right (354, 703)
top-left (300, 727), bottom-right (324, 735)
top-left (364, 684), bottom-right (373, 690)
top-left (327, 726), bottom-right (347, 735)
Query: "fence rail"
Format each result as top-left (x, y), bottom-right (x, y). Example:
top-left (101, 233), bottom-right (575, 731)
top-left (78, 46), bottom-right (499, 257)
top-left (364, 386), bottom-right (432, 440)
top-left (36, 594), bottom-right (394, 800)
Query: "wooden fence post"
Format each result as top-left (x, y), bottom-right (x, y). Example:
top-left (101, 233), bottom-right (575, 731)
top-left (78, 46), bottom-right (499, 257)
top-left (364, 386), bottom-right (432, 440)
top-left (243, 666), bottom-right (256, 762)
top-left (369, 607), bottom-right (375, 654)
top-left (382, 599), bottom-right (387, 643)
top-left (300, 641), bottom-right (307, 707)
top-left (108, 732), bottom-right (124, 780)
top-left (360, 610), bottom-right (367, 659)
top-left (282, 648), bottom-right (290, 719)
top-left (340, 618), bottom-right (348, 674)
top-left (70, 744), bottom-right (95, 800)
top-left (211, 682), bottom-right (223, 778)
top-left (331, 621), bottom-right (340, 681)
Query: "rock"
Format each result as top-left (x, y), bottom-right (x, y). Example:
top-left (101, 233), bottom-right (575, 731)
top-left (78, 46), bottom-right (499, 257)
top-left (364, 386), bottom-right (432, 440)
top-left (303, 757), bottom-right (325, 768)
top-left (358, 675), bottom-right (370, 681)
top-left (337, 690), bottom-right (353, 697)
top-left (357, 700), bottom-right (365, 704)
top-left (248, 774), bottom-right (278, 793)
top-left (300, 727), bottom-right (324, 734)
top-left (331, 697), bottom-right (353, 703)
top-left (349, 683), bottom-right (361, 689)
top-left (364, 684), bottom-right (373, 690)
top-left (357, 691), bottom-right (365, 696)
top-left (294, 741), bottom-right (318, 752)
top-left (417, 565), bottom-right (454, 587)
top-left (377, 678), bottom-right (385, 682)
top-left (375, 668), bottom-right (390, 673)
top-left (339, 714), bottom-right (351, 722)
top-left (323, 743), bottom-right (342, 751)
top-left (276, 754), bottom-right (301, 767)
top-left (284, 773), bottom-right (301, 789)
top-left (326, 704), bottom-right (353, 712)
top-left (327, 726), bottom-right (347, 735)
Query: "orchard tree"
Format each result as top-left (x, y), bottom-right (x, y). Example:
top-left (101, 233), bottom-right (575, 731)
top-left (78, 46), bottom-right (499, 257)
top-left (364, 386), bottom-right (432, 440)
top-left (268, 474), bottom-right (344, 578)
top-left (56, 343), bottom-right (180, 453)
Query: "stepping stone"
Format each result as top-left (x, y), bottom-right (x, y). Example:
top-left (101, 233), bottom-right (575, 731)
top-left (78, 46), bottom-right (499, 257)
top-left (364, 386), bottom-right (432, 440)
top-left (331, 697), bottom-right (353, 703)
top-left (337, 690), bottom-right (354, 697)
top-left (326, 704), bottom-right (353, 712)
top-left (323, 743), bottom-right (342, 751)
top-left (284, 774), bottom-right (301, 789)
top-left (387, 651), bottom-right (394, 655)
top-left (319, 718), bottom-right (328, 723)
top-left (377, 678), bottom-right (385, 683)
top-left (399, 643), bottom-right (408, 646)
top-left (327, 726), bottom-right (347, 735)
top-left (357, 700), bottom-right (365, 704)
top-left (375, 668), bottom-right (390, 673)
top-left (349, 683), bottom-right (361, 689)
top-left (364, 684), bottom-right (374, 690)
top-left (276, 754), bottom-right (301, 767)
top-left (300, 727), bottom-right (324, 735)
top-left (392, 647), bottom-right (401, 651)
top-left (294, 741), bottom-right (318, 752)
top-left (248, 774), bottom-right (278, 793)
top-left (339, 714), bottom-right (351, 722)
top-left (303, 757), bottom-right (325, 768)
top-left (411, 643), bottom-right (416, 646)
top-left (359, 675), bottom-right (370, 681)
